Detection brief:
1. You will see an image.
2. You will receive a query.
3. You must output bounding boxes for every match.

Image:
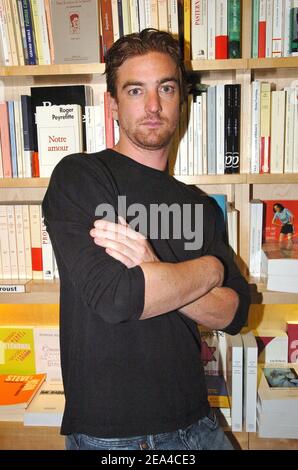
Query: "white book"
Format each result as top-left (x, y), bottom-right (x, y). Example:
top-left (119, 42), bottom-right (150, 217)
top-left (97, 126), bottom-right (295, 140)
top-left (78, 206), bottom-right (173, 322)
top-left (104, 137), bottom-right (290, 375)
top-left (34, 327), bottom-right (62, 381)
top-left (227, 203), bottom-right (238, 255)
top-left (266, 0), bottom-right (273, 57)
top-left (0, 127), bottom-right (3, 177)
top-left (138, 0), bottom-right (146, 31)
top-left (14, 205), bottom-right (27, 280)
top-left (207, 0), bottom-right (216, 59)
top-left (267, 273), bottom-right (298, 293)
top-left (150, 0), bottom-right (159, 29)
top-left (3, 0), bottom-right (18, 65)
top-left (122, 0), bottom-right (132, 35)
top-left (10, 0), bottom-right (25, 65)
top-left (187, 94), bottom-right (194, 176)
top-left (41, 216), bottom-right (54, 281)
top-left (272, 0), bottom-right (283, 57)
top-left (85, 105), bottom-right (106, 153)
top-left (30, 0), bottom-right (51, 65)
top-left (168, 0), bottom-right (178, 36)
top-left (202, 92), bottom-right (208, 174)
top-left (129, 0), bottom-right (139, 32)
top-left (293, 84), bottom-right (298, 172)
top-left (36, 104), bottom-right (83, 177)
top-left (216, 84), bottom-right (225, 175)
top-left (196, 96), bottom-right (203, 175)
top-left (53, 254), bottom-right (59, 279)
top-left (191, 0), bottom-right (208, 59)
top-left (0, 205), bottom-right (11, 279)
top-left (172, 125), bottom-right (180, 175)
top-left (6, 205), bottom-right (18, 279)
top-left (249, 199), bottom-right (263, 276)
top-left (29, 205), bottom-right (43, 280)
top-left (226, 333), bottom-right (243, 432)
top-left (250, 81), bottom-right (261, 173)
top-left (157, 0), bottom-right (168, 32)
top-left (242, 331), bottom-right (258, 432)
top-left (0, 0), bottom-right (13, 65)
top-left (284, 87), bottom-right (295, 173)
top-left (179, 101), bottom-right (188, 175)
top-left (270, 90), bottom-right (286, 173)
top-left (144, 0), bottom-right (152, 28)
top-left (22, 205), bottom-right (32, 279)
top-left (111, 0), bottom-right (120, 42)
top-left (24, 381), bottom-right (64, 427)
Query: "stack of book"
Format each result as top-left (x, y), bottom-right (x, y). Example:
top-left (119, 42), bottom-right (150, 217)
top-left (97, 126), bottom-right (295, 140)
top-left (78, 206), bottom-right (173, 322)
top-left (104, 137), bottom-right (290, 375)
top-left (257, 364), bottom-right (298, 438)
top-left (261, 241), bottom-right (298, 293)
top-left (24, 380), bottom-right (64, 427)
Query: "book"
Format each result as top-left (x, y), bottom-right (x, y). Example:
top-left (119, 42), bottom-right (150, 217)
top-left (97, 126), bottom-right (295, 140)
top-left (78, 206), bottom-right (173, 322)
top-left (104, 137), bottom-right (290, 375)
top-left (51, 0), bottom-right (100, 64)
top-left (33, 327), bottom-right (62, 381)
top-left (261, 241), bottom-right (298, 292)
top-left (262, 200), bottom-right (298, 243)
top-left (226, 333), bottom-right (243, 431)
top-left (287, 321), bottom-right (298, 363)
top-left (0, 373), bottom-right (46, 421)
top-left (254, 328), bottom-right (288, 364)
top-left (35, 104), bottom-right (83, 177)
top-left (0, 326), bottom-right (35, 375)
top-left (24, 381), bottom-right (64, 426)
top-left (242, 331), bottom-right (258, 432)
top-left (30, 84), bottom-right (93, 152)
top-left (205, 374), bottom-right (230, 408)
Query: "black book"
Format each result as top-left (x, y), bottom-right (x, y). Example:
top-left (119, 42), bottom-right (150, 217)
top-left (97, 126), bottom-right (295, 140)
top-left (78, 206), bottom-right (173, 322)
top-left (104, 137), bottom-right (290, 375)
top-left (232, 84), bottom-right (241, 174)
top-left (224, 84), bottom-right (234, 174)
top-left (30, 85), bottom-right (93, 152)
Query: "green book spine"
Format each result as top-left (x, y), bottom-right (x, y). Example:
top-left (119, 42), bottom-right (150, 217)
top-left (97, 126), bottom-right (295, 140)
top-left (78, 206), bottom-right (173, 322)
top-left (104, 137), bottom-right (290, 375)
top-left (228, 0), bottom-right (241, 58)
top-left (290, 7), bottom-right (298, 54)
top-left (252, 0), bottom-right (259, 58)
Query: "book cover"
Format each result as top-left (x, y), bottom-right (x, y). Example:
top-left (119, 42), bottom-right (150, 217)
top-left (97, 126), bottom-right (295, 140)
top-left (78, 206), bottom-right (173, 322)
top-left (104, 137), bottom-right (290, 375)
top-left (205, 374), bottom-right (230, 408)
top-left (254, 328), bottom-right (288, 364)
top-left (287, 321), bottom-right (298, 363)
top-left (30, 84), bottom-right (93, 152)
top-left (35, 104), bottom-right (83, 177)
top-left (262, 200), bottom-right (298, 242)
top-left (0, 327), bottom-right (35, 374)
top-left (24, 381), bottom-right (64, 427)
top-left (33, 327), bottom-right (62, 381)
top-left (51, 0), bottom-right (100, 64)
top-left (0, 373), bottom-right (46, 409)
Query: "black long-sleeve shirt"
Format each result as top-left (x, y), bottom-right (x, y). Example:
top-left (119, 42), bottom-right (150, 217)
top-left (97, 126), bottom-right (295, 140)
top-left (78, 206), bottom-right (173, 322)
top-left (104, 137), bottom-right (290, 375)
top-left (42, 149), bottom-right (250, 438)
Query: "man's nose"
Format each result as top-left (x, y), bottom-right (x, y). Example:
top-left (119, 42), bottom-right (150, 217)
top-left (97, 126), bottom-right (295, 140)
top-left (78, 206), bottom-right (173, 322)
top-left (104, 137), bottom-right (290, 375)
top-left (145, 90), bottom-right (162, 114)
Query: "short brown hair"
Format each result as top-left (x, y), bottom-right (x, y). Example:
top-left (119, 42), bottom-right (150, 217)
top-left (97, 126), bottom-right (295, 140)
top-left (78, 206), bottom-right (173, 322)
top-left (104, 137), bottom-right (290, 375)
top-left (104, 28), bottom-right (188, 105)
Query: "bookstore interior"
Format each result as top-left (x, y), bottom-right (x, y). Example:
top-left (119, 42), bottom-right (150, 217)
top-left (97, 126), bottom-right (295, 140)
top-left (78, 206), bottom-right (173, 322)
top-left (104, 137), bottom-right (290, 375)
top-left (0, 0), bottom-right (298, 451)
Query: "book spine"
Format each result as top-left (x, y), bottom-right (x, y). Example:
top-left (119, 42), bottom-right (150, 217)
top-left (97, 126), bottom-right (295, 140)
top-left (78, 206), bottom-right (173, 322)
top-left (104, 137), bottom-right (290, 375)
top-left (259, 82), bottom-right (271, 174)
top-left (122, 0), bottom-right (131, 35)
top-left (168, 0), bottom-right (179, 36)
top-left (111, 0), bottom-right (120, 42)
top-left (287, 323), bottom-right (298, 363)
top-left (44, 0), bottom-right (54, 63)
top-left (14, 101), bottom-right (24, 179)
top-left (216, 84), bottom-right (225, 174)
top-left (207, 86), bottom-right (216, 174)
top-left (29, 204), bottom-right (43, 280)
top-left (3, 0), bottom-right (18, 65)
top-left (0, 0), bottom-right (13, 65)
top-left (10, 0), bottom-right (25, 66)
top-left (17, 0), bottom-right (29, 64)
top-left (192, 0), bottom-right (208, 59)
top-left (41, 215), bottom-right (54, 280)
top-left (138, 0), bottom-right (146, 31)
top-left (232, 84), bottom-right (240, 173)
top-left (150, 0), bottom-right (159, 29)
top-left (251, 0), bottom-right (259, 58)
top-left (215, 0), bottom-right (228, 59)
top-left (265, 0), bottom-right (273, 57)
top-left (272, 0), bottom-right (283, 57)
top-left (14, 205), bottom-right (27, 280)
top-left (158, 0), bottom-right (168, 32)
top-left (284, 87), bottom-right (295, 173)
top-left (224, 84), bottom-right (233, 174)
top-left (104, 91), bottom-right (115, 149)
top-left (207, 0), bottom-right (216, 59)
top-left (21, 0), bottom-right (37, 65)
top-left (228, 0), bottom-right (241, 58)
top-left (144, 0), bottom-right (151, 28)
top-left (283, 0), bottom-right (292, 57)
top-left (183, 0), bottom-right (190, 59)
top-left (231, 342), bottom-right (243, 432)
top-left (250, 81), bottom-right (260, 173)
top-left (0, 102), bottom-right (12, 177)
top-left (6, 205), bottom-right (18, 279)
top-left (21, 95), bottom-right (34, 178)
top-left (7, 101), bottom-right (18, 178)
top-left (290, 6), bottom-right (298, 54)
top-left (243, 343), bottom-right (257, 432)
top-left (0, 205), bottom-right (12, 279)
top-left (187, 94), bottom-right (194, 175)
top-left (129, 0), bottom-right (139, 33)
top-left (101, 0), bottom-right (114, 59)
top-left (179, 100), bottom-right (188, 175)
top-left (22, 204), bottom-right (32, 279)
top-left (270, 90), bottom-right (286, 173)
top-left (258, 0), bottom-right (266, 58)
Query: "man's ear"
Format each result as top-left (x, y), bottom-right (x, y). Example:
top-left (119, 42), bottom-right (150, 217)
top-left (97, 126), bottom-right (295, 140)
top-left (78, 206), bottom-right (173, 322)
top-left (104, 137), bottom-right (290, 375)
top-left (109, 93), bottom-right (119, 121)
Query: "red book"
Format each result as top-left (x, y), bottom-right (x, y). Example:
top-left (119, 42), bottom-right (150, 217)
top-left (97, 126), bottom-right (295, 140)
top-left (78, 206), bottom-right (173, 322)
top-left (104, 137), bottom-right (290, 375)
top-left (100, 0), bottom-right (114, 59)
top-left (258, 22), bottom-right (266, 57)
top-left (287, 322), bottom-right (298, 363)
top-left (104, 91), bottom-right (115, 149)
top-left (0, 102), bottom-right (12, 177)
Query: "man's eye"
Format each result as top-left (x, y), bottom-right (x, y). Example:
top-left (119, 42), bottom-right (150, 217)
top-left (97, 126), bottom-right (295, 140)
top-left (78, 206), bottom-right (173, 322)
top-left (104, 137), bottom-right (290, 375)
top-left (160, 85), bottom-right (175, 94)
top-left (128, 88), bottom-right (142, 96)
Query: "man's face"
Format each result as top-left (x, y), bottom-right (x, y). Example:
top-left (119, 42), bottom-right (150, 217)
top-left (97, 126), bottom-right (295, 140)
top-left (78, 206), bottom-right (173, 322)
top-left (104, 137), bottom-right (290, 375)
top-left (110, 52), bottom-right (181, 151)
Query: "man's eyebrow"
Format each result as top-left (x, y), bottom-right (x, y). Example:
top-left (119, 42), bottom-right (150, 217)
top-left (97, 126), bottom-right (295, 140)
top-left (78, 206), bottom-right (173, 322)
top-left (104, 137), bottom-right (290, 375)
top-left (121, 77), bottom-right (179, 91)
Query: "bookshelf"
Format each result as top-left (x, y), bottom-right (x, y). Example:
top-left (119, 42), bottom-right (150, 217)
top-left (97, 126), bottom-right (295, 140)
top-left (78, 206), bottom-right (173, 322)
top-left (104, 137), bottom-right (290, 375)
top-left (0, 0), bottom-right (298, 451)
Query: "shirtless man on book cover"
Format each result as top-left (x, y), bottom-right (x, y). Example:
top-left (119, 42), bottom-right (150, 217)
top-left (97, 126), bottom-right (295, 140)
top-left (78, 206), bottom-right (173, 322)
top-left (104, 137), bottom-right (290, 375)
top-left (42, 29), bottom-right (250, 451)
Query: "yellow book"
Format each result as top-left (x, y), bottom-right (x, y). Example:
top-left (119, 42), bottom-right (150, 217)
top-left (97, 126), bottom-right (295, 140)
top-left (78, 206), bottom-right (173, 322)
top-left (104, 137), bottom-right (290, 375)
top-left (0, 326), bottom-right (36, 375)
top-left (183, 0), bottom-right (191, 60)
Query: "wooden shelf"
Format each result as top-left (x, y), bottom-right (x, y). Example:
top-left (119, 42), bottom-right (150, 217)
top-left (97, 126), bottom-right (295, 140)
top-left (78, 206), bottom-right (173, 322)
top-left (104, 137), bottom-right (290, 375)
top-left (249, 277), bottom-right (298, 304)
top-left (0, 178), bottom-right (50, 188)
top-left (249, 56), bottom-right (298, 70)
top-left (0, 280), bottom-right (59, 304)
top-left (190, 58), bottom-right (248, 71)
top-left (247, 173), bottom-right (298, 184)
top-left (174, 174), bottom-right (246, 184)
top-left (0, 63), bottom-right (106, 77)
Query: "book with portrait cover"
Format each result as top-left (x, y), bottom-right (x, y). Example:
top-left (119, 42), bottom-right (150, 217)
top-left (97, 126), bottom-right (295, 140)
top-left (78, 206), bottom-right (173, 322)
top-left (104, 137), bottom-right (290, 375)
top-left (262, 200), bottom-right (298, 242)
top-left (51, 0), bottom-right (100, 64)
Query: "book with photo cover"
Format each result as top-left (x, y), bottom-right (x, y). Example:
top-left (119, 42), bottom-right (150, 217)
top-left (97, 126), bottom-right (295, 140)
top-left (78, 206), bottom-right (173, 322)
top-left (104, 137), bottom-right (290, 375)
top-left (262, 200), bottom-right (298, 242)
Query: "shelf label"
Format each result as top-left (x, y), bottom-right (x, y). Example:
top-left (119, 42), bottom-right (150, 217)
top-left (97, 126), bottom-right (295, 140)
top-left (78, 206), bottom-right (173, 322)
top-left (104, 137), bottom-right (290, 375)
top-left (0, 285), bottom-right (26, 293)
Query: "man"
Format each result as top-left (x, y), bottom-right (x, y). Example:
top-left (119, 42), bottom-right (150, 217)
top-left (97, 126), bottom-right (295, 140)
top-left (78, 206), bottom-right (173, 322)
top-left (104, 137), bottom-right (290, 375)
top-left (42, 29), bottom-right (250, 450)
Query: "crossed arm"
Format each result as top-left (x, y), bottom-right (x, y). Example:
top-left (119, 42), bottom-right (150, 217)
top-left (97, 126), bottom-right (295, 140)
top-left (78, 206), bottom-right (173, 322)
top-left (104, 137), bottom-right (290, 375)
top-left (90, 218), bottom-right (239, 330)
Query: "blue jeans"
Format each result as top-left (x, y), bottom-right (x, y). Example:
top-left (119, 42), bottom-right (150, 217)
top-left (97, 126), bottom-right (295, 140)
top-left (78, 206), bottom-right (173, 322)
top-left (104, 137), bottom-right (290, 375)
top-left (65, 411), bottom-right (233, 450)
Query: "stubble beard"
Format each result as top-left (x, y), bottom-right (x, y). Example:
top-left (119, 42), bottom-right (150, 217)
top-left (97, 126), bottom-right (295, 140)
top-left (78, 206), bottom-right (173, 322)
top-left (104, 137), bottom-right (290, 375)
top-left (124, 118), bottom-right (178, 151)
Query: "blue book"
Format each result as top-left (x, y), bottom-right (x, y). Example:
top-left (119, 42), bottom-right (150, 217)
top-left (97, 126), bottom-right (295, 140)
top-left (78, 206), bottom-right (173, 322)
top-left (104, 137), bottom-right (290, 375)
top-left (21, 0), bottom-right (37, 65)
top-left (7, 101), bottom-right (18, 178)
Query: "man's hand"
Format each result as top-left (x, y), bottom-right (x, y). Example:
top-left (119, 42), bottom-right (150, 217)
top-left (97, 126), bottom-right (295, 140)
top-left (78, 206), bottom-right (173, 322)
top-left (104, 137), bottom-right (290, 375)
top-left (90, 216), bottom-right (159, 268)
